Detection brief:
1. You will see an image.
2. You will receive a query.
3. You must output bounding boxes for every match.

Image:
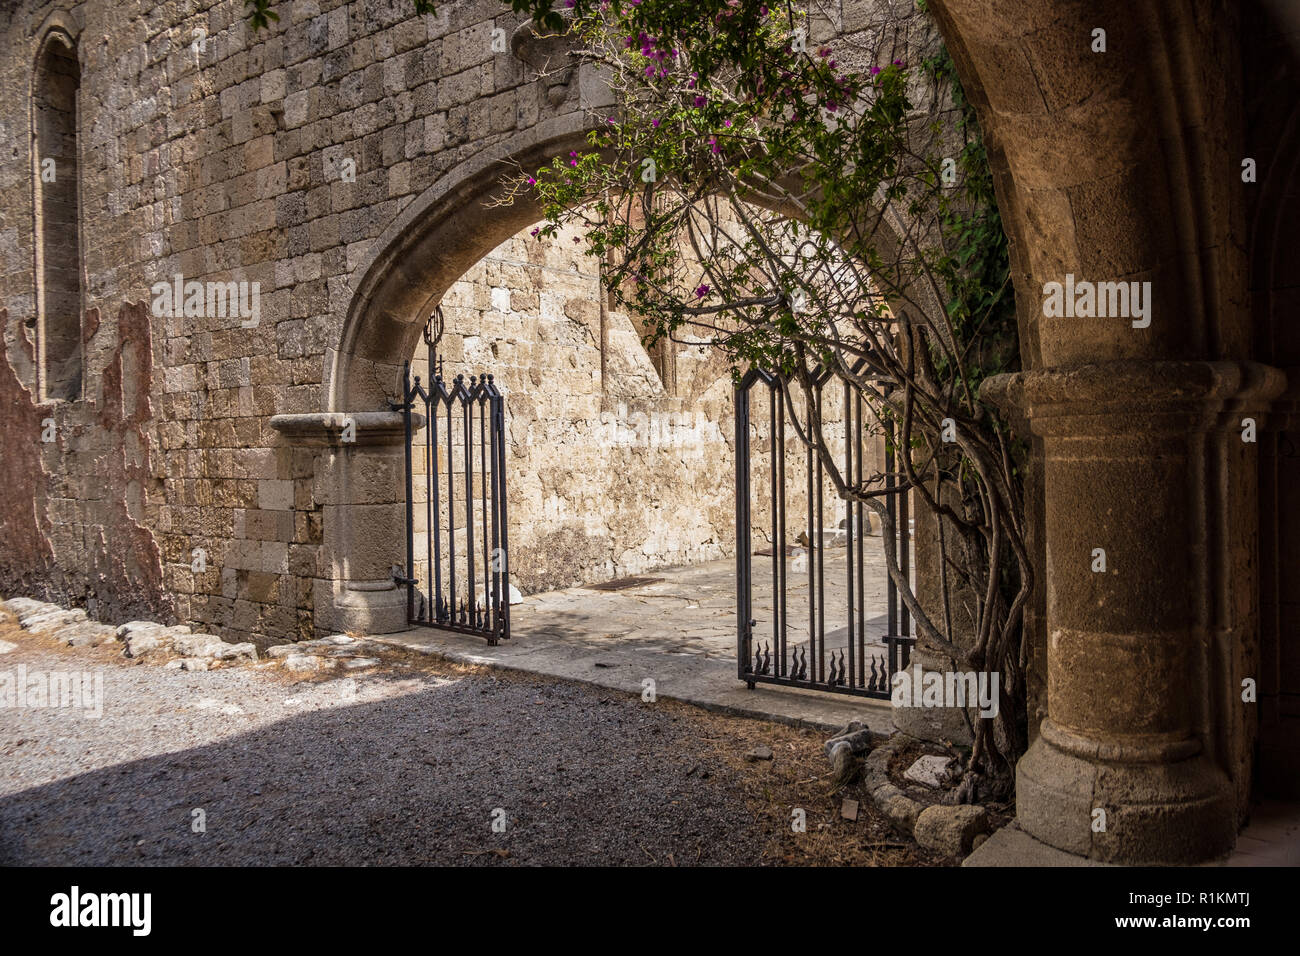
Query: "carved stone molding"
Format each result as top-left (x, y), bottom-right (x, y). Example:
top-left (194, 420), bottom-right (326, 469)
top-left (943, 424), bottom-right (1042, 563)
top-left (269, 411), bottom-right (420, 447)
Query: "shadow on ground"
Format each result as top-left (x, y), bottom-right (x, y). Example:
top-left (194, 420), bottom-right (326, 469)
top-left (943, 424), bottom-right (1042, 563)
top-left (0, 666), bottom-right (773, 866)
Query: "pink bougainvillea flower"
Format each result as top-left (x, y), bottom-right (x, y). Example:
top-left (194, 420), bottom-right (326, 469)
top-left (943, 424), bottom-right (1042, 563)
top-left (694, 284), bottom-right (710, 298)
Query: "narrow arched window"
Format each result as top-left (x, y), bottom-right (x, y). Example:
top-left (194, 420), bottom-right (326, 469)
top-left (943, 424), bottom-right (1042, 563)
top-left (33, 29), bottom-right (83, 402)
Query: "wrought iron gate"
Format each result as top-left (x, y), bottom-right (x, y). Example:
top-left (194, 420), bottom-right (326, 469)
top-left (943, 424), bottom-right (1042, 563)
top-left (398, 313), bottom-right (510, 645)
top-left (735, 368), bottom-right (913, 698)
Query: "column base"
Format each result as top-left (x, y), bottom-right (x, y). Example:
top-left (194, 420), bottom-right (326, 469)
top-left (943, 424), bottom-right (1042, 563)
top-left (313, 578), bottom-right (409, 636)
top-left (1017, 723), bottom-right (1237, 863)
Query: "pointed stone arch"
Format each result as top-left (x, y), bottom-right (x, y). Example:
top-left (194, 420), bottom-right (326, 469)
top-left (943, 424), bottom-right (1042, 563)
top-left (273, 115), bottom-right (598, 635)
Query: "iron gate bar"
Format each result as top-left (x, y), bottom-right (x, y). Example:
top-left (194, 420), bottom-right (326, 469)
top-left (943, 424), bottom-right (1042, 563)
top-left (734, 373), bottom-right (755, 684)
top-left (845, 378), bottom-right (855, 689)
top-left (735, 363), bottom-right (914, 700)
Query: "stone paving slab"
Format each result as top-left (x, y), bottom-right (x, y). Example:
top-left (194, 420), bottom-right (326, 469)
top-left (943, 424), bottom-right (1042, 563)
top-left (378, 625), bottom-right (893, 733)
top-left (381, 552), bottom-right (898, 732)
top-left (963, 806), bottom-right (1300, 867)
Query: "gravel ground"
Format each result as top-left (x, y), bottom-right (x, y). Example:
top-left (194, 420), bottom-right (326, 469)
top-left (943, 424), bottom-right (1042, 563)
top-left (0, 625), bottom-right (797, 866)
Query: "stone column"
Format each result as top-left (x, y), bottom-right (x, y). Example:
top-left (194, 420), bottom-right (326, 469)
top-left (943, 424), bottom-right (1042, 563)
top-left (985, 360), bottom-right (1283, 862)
top-left (270, 411), bottom-right (417, 636)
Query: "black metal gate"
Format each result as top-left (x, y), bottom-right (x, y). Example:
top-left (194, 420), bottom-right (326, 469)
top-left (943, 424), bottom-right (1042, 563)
top-left (398, 313), bottom-right (510, 645)
top-left (735, 368), bottom-right (912, 698)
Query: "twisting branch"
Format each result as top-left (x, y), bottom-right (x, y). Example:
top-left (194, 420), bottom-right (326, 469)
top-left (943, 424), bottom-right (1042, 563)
top-left (503, 1), bottom-right (1028, 788)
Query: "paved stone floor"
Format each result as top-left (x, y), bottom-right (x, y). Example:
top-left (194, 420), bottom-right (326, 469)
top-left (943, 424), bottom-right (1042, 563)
top-left (963, 802), bottom-right (1300, 867)
top-left (382, 545), bottom-right (906, 734)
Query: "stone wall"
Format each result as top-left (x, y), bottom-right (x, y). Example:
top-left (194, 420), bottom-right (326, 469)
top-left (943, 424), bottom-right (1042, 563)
top-left (407, 216), bottom-right (885, 596)
top-left (0, 0), bottom-right (938, 650)
top-left (410, 218), bottom-right (739, 595)
top-left (0, 0), bottom-right (610, 642)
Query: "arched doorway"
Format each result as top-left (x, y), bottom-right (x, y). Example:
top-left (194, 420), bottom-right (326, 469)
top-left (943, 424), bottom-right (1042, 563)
top-left (272, 118), bottom-right (596, 636)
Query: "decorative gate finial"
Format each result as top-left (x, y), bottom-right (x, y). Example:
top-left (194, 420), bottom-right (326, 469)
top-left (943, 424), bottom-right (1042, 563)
top-left (424, 305), bottom-right (445, 379)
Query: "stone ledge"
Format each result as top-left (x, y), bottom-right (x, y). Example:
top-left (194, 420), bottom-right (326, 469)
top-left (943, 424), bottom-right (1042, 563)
top-left (962, 822), bottom-right (1114, 867)
top-left (269, 410), bottom-right (419, 447)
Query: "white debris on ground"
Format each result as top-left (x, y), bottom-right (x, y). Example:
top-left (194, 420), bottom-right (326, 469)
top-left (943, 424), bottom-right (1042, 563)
top-left (0, 596), bottom-right (383, 673)
top-left (903, 754), bottom-right (955, 789)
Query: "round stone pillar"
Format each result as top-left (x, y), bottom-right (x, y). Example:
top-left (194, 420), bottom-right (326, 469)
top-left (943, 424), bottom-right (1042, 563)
top-left (985, 360), bottom-right (1282, 862)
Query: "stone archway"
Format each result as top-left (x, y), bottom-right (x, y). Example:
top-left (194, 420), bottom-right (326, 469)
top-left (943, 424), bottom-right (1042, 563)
top-left (272, 114), bottom-right (597, 636)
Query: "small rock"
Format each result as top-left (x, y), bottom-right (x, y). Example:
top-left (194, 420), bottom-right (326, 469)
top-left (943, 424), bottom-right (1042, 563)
top-left (971, 833), bottom-right (988, 851)
top-left (15, 601), bottom-right (63, 621)
top-left (823, 725), bottom-right (874, 759)
top-left (171, 634), bottom-right (228, 658)
top-left (53, 621), bottom-right (119, 647)
top-left (214, 642), bottom-right (257, 662)
top-left (117, 620), bottom-right (190, 641)
top-left (841, 798), bottom-right (860, 821)
top-left (21, 608), bottom-right (86, 632)
top-left (4, 597), bottom-right (50, 616)
top-left (165, 658), bottom-right (210, 672)
top-left (344, 657), bottom-right (379, 669)
top-left (0, 640), bottom-right (17, 654)
top-left (863, 746), bottom-right (892, 776)
top-left (904, 754), bottom-right (955, 789)
top-left (913, 804), bottom-right (990, 856)
top-left (873, 784), bottom-right (923, 834)
top-left (744, 745), bottom-right (774, 762)
top-left (829, 741), bottom-right (861, 787)
top-left (124, 633), bottom-right (166, 658)
top-left (509, 584), bottom-right (524, 605)
top-left (283, 654), bottom-right (334, 673)
top-left (266, 644), bottom-right (300, 659)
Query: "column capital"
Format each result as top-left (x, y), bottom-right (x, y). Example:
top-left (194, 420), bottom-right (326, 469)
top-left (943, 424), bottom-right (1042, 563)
top-left (981, 360), bottom-right (1285, 437)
